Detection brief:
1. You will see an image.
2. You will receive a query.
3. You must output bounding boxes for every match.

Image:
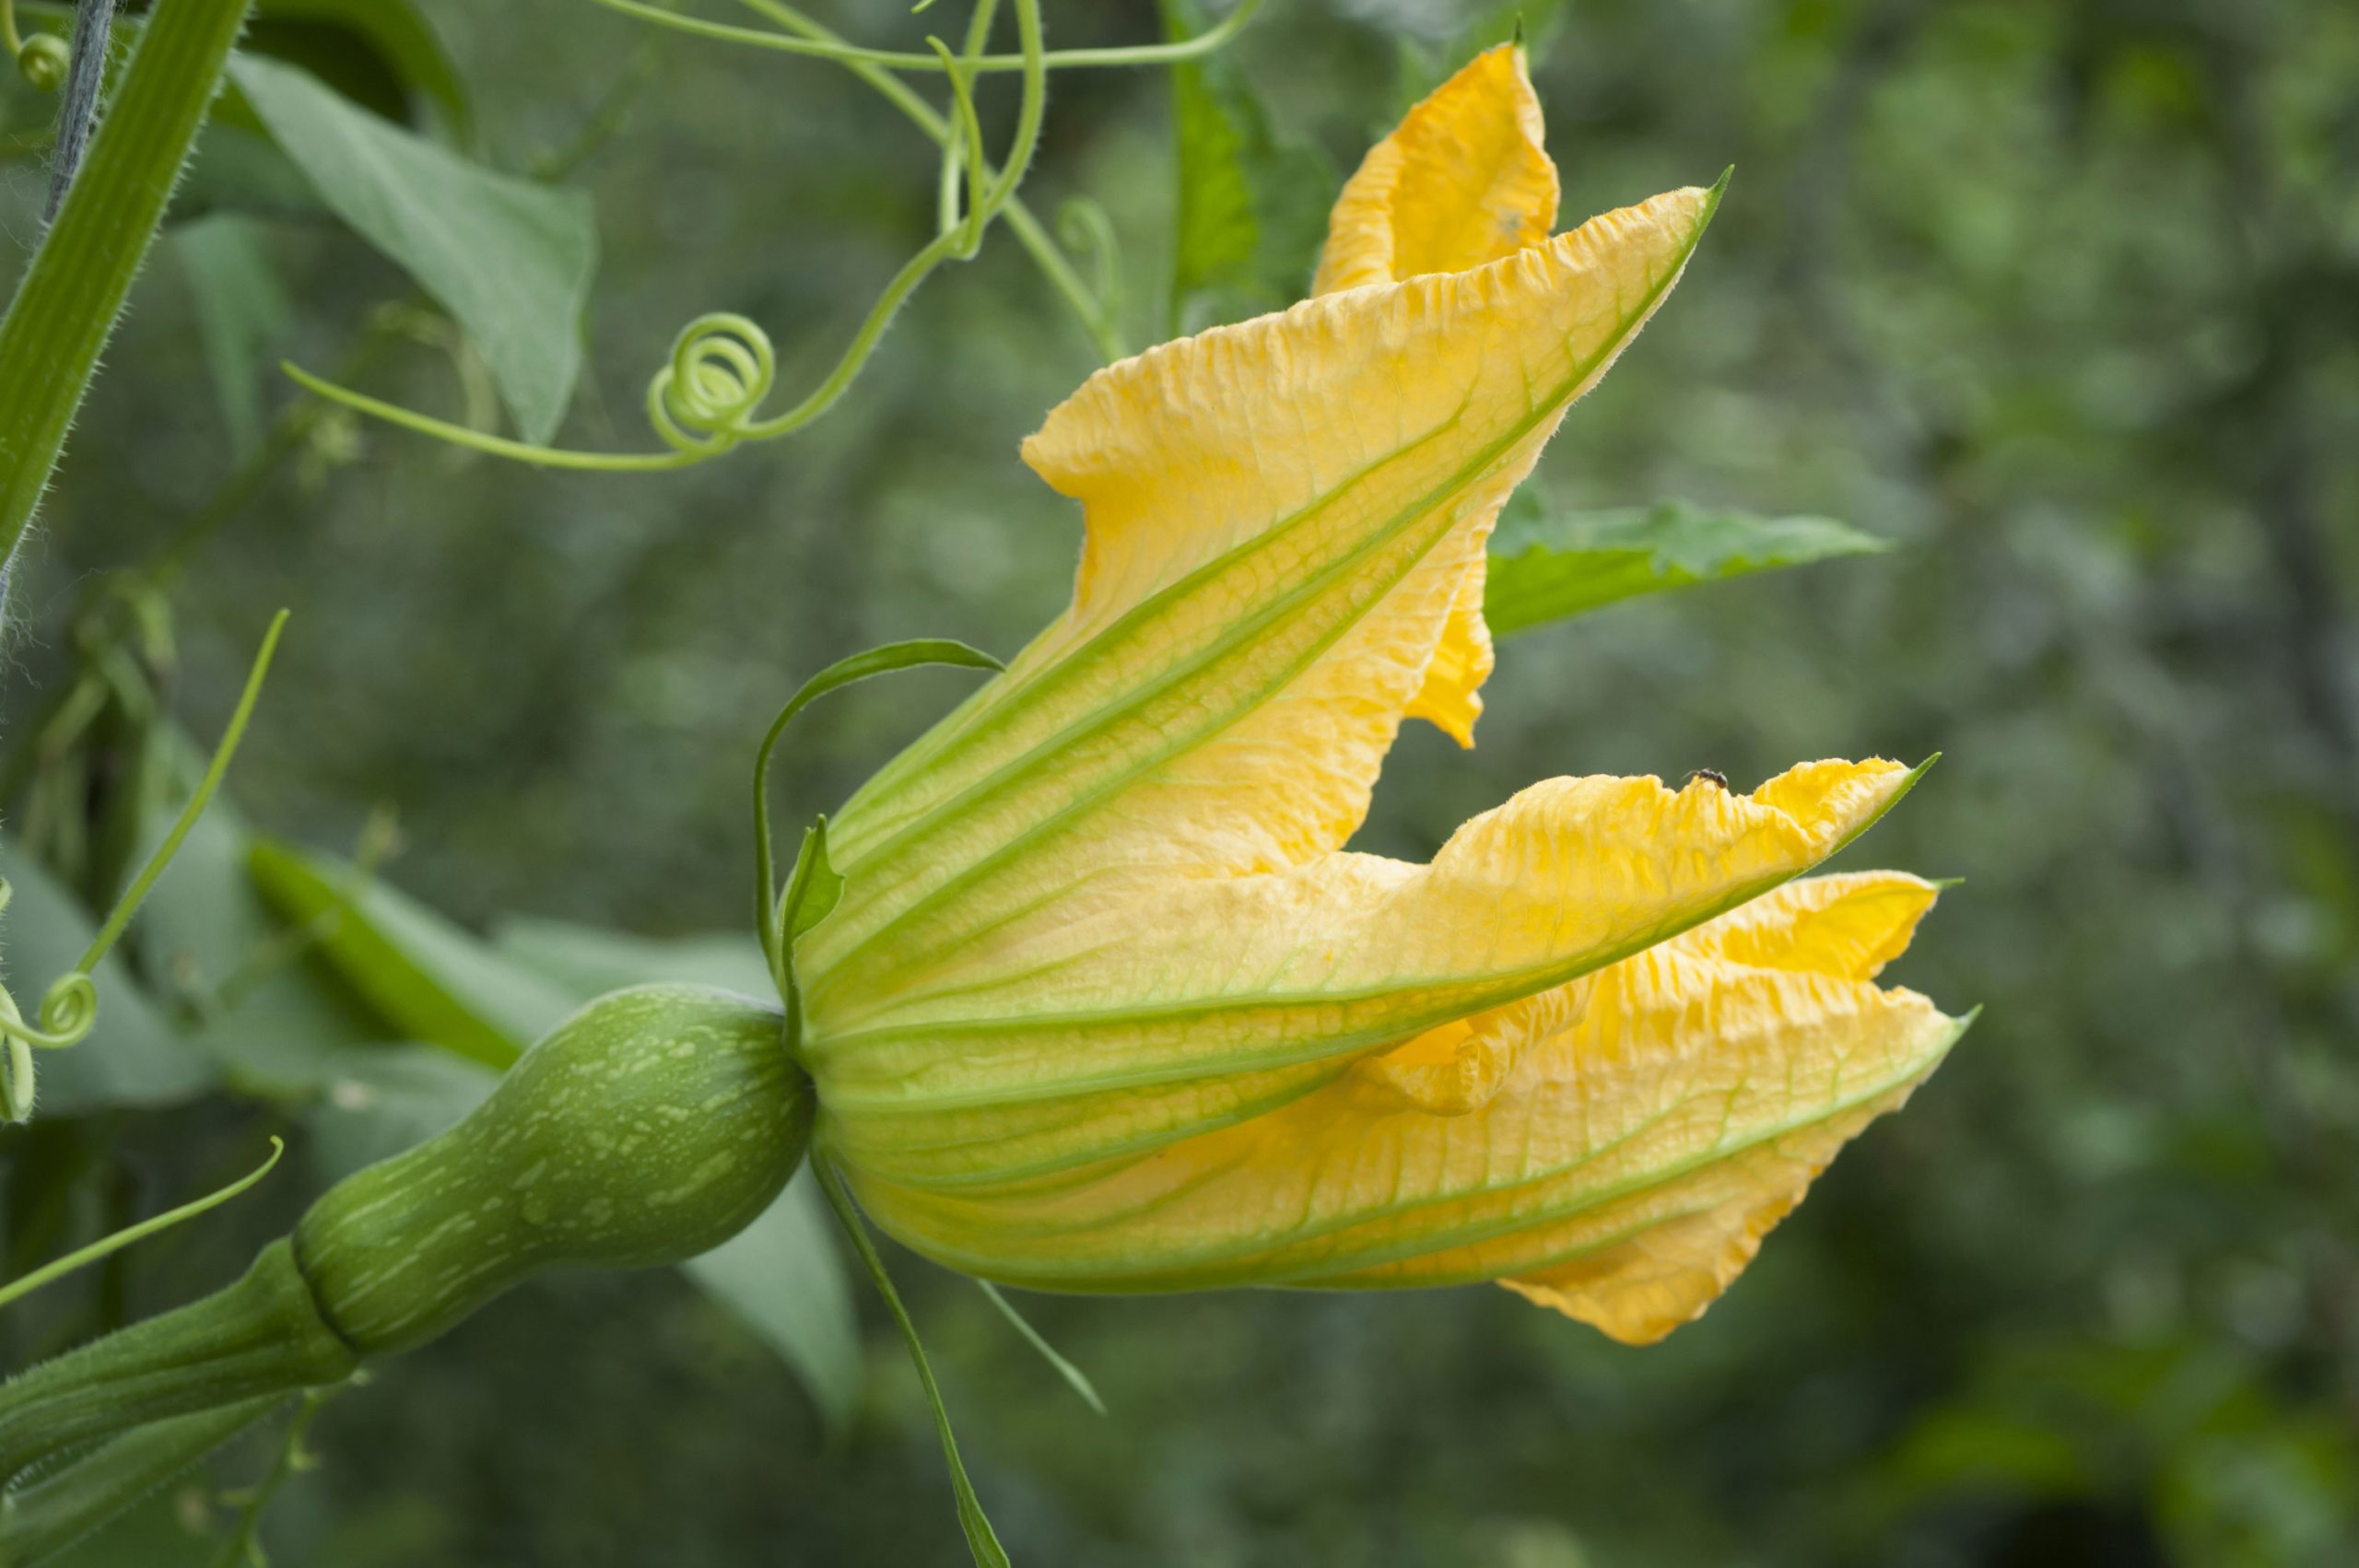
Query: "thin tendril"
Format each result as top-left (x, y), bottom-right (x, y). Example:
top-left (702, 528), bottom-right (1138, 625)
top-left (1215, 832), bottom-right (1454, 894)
top-left (816, 1157), bottom-right (1011, 1568)
top-left (927, 39), bottom-right (985, 248)
top-left (0, 1138), bottom-right (285, 1312)
top-left (1056, 195), bottom-right (1121, 343)
top-left (276, 365), bottom-right (701, 471)
top-left (583, 0), bottom-right (1258, 73)
top-left (76, 609), bottom-right (287, 976)
top-left (734, 0), bottom-right (1123, 361)
top-left (285, 0), bottom-right (1048, 468)
top-left (0, 611), bottom-right (288, 1120)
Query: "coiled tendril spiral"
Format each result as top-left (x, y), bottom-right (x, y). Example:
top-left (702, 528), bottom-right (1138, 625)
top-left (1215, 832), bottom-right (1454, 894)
top-left (0, 968), bottom-right (99, 1123)
top-left (645, 313), bottom-right (778, 456)
top-left (17, 31), bottom-right (67, 90)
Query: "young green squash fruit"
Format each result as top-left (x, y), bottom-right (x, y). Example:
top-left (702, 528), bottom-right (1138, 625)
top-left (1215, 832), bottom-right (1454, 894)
top-left (0, 984), bottom-right (811, 1492)
top-left (299, 983), bottom-right (809, 1354)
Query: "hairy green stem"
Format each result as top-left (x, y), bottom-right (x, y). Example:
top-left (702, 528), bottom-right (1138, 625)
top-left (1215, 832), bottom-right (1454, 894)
top-left (0, 0), bottom-right (253, 568)
top-left (0, 1241), bottom-right (356, 1488)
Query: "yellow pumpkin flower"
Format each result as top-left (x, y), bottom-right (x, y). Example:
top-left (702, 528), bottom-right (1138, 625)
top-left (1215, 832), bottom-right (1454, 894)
top-left (797, 46), bottom-right (1965, 1345)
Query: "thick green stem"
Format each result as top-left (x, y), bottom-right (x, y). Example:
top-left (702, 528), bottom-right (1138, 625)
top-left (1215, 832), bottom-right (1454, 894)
top-left (0, 1240), bottom-right (356, 1488)
top-left (0, 0), bottom-right (254, 566)
top-left (0, 1395), bottom-right (282, 1566)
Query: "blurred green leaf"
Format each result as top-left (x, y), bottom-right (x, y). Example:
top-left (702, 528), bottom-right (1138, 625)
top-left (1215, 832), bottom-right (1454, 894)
top-left (1161, 0), bottom-right (1334, 333)
top-left (0, 837), bottom-right (210, 1115)
top-left (41, 1489), bottom-right (214, 1568)
top-left (226, 55), bottom-right (596, 444)
top-left (682, 1174), bottom-right (864, 1435)
top-left (170, 124), bottom-right (333, 226)
top-left (493, 917), bottom-right (773, 1000)
top-left (297, 1041), bottom-right (497, 1182)
top-left (1393, 0), bottom-right (1568, 111)
top-left (172, 215), bottom-right (293, 458)
top-left (248, 0), bottom-right (473, 144)
top-left (129, 745), bottom-right (385, 1061)
top-left (1484, 497), bottom-right (1888, 636)
top-left (247, 838), bottom-right (575, 1069)
top-left (15, 0), bottom-right (469, 141)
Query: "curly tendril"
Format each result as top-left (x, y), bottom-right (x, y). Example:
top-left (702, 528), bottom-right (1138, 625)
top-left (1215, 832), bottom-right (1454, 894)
top-left (646, 313), bottom-right (778, 455)
top-left (1, 0), bottom-right (54, 87)
top-left (0, 611), bottom-right (288, 1125)
top-left (0, 969), bottom-right (96, 1119)
top-left (280, 0), bottom-right (1178, 467)
top-left (16, 30), bottom-right (66, 90)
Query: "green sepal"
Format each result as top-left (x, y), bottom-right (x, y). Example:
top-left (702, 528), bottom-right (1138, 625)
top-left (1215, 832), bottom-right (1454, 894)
top-left (753, 639), bottom-right (1001, 988)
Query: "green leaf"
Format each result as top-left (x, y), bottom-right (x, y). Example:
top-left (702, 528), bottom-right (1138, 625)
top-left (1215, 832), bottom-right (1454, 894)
top-left (0, 838), bottom-right (210, 1116)
top-left (225, 54), bottom-right (597, 445)
top-left (246, 837), bottom-right (577, 1069)
top-left (249, 0), bottom-right (473, 144)
top-left (172, 215), bottom-right (293, 458)
top-left (1484, 497), bottom-right (1890, 636)
top-left (682, 1174), bottom-right (864, 1434)
top-left (1161, 0), bottom-right (1335, 334)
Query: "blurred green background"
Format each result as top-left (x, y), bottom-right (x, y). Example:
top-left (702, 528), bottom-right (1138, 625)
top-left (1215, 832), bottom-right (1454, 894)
top-left (4, 0), bottom-right (2357, 1562)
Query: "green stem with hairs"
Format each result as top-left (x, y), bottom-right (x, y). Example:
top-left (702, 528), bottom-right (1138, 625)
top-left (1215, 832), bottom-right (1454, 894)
top-left (0, 0), bottom-right (255, 568)
top-left (0, 1240), bottom-right (358, 1488)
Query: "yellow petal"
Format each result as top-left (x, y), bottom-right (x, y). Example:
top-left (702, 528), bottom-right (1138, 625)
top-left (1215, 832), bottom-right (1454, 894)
top-left (1399, 563), bottom-right (1495, 746)
top-left (839, 872), bottom-right (1962, 1330)
top-left (807, 185), bottom-right (1724, 1027)
top-left (1309, 44), bottom-right (1556, 744)
top-left (814, 760), bottom-right (1920, 1187)
top-left (1312, 45), bottom-right (1560, 296)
